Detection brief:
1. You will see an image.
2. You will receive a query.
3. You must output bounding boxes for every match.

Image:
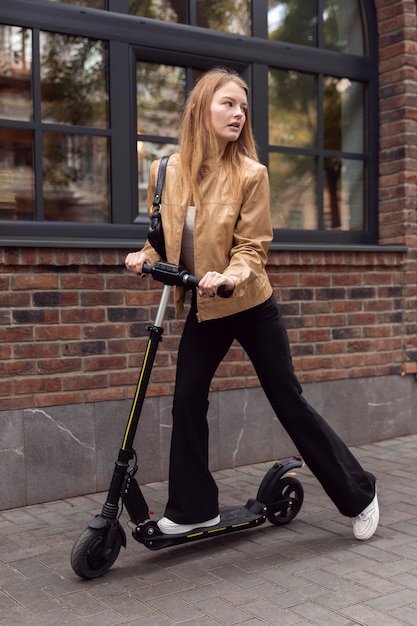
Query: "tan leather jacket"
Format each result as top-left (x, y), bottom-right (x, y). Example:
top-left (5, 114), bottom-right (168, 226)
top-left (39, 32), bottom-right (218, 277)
top-left (142, 152), bottom-right (273, 321)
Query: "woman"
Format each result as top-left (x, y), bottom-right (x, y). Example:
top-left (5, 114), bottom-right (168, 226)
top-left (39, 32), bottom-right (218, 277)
top-left (125, 68), bottom-right (379, 540)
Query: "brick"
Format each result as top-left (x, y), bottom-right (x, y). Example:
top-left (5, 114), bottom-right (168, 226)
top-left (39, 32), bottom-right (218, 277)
top-left (0, 327), bottom-right (34, 342)
top-left (14, 376), bottom-right (62, 394)
top-left (60, 308), bottom-right (106, 323)
top-left (0, 378), bottom-right (13, 396)
top-left (0, 360), bottom-right (35, 376)
top-left (332, 327), bottom-right (362, 340)
top-left (81, 292), bottom-right (124, 306)
top-left (84, 387), bottom-right (127, 402)
top-left (13, 343), bottom-right (61, 360)
top-left (62, 374), bottom-right (108, 391)
top-left (83, 355), bottom-right (126, 371)
top-left (83, 324), bottom-right (126, 339)
top-left (107, 308), bottom-right (149, 322)
top-left (33, 391), bottom-right (82, 407)
top-left (62, 341), bottom-right (106, 356)
top-left (0, 293), bottom-right (31, 307)
top-left (37, 358), bottom-right (82, 374)
top-left (13, 274), bottom-right (59, 290)
top-left (13, 309), bottom-right (59, 324)
top-left (35, 325), bottom-right (81, 341)
top-left (61, 274), bottom-right (104, 289)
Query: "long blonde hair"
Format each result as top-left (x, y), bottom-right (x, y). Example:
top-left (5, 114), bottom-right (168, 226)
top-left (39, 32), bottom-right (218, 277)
top-left (178, 68), bottom-right (259, 205)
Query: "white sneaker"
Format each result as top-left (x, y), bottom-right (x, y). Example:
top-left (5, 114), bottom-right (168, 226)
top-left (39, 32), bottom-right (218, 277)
top-left (157, 515), bottom-right (221, 535)
top-left (351, 493), bottom-right (379, 540)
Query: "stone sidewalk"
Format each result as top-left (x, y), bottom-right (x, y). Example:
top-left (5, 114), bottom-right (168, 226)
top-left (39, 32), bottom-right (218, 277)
top-left (1, 434), bottom-right (417, 625)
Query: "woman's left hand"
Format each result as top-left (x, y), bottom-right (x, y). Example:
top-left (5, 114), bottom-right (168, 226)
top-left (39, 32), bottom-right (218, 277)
top-left (198, 271), bottom-right (235, 297)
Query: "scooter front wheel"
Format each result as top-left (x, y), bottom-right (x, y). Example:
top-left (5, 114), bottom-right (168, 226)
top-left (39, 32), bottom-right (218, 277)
top-left (266, 476), bottom-right (304, 526)
top-left (70, 526), bottom-right (123, 579)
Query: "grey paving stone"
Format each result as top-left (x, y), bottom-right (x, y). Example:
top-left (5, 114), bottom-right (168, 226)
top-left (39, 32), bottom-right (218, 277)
top-left (2, 435), bottom-right (417, 625)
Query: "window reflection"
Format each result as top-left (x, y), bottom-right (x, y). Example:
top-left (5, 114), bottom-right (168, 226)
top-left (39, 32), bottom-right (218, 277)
top-left (129, 0), bottom-right (251, 33)
top-left (137, 63), bottom-right (185, 138)
top-left (40, 33), bottom-right (108, 128)
top-left (323, 1), bottom-right (365, 55)
top-left (47, 0), bottom-right (106, 8)
top-left (324, 158), bottom-right (364, 230)
top-left (0, 25), bottom-right (32, 122)
top-left (324, 77), bottom-right (364, 153)
top-left (269, 68), bottom-right (317, 148)
top-left (0, 128), bottom-right (34, 220)
top-left (128, 0), bottom-right (186, 22)
top-left (137, 141), bottom-right (178, 214)
top-left (269, 153), bottom-right (317, 229)
top-left (269, 0), bottom-right (365, 55)
top-left (268, 0), bottom-right (317, 47)
top-left (136, 62), bottom-right (186, 214)
top-left (196, 0), bottom-right (251, 35)
top-left (43, 133), bottom-right (109, 222)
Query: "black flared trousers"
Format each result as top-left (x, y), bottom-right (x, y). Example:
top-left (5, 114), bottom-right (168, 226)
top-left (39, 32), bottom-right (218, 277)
top-left (164, 294), bottom-right (375, 524)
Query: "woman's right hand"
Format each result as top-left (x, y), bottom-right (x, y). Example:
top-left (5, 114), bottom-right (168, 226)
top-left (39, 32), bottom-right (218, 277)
top-left (125, 250), bottom-right (148, 275)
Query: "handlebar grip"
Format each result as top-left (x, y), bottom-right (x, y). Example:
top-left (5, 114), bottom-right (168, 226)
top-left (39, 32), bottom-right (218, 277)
top-left (183, 274), bottom-right (200, 289)
top-left (142, 262), bottom-right (152, 275)
top-left (141, 262), bottom-right (230, 297)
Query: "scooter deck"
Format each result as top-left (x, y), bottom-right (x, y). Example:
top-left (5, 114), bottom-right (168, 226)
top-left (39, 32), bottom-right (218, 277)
top-left (187, 505), bottom-right (265, 537)
top-left (132, 504), bottom-right (267, 550)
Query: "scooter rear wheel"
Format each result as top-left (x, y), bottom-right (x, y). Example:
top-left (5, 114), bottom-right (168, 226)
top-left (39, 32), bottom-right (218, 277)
top-left (70, 526), bottom-right (123, 579)
top-left (267, 476), bottom-right (304, 526)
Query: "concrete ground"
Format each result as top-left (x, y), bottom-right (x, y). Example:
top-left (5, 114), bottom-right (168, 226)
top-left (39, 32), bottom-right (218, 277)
top-left (1, 434), bottom-right (417, 625)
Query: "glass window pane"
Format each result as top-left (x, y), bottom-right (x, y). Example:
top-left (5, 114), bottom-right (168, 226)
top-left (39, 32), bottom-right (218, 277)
top-left (269, 153), bottom-right (317, 229)
top-left (48, 0), bottom-right (107, 8)
top-left (43, 132), bottom-right (109, 222)
top-left (0, 128), bottom-right (34, 221)
top-left (137, 63), bottom-right (186, 137)
top-left (323, 158), bottom-right (364, 230)
top-left (323, 0), bottom-right (365, 55)
top-left (324, 77), bottom-right (364, 153)
top-left (40, 33), bottom-right (108, 128)
top-left (196, 0), bottom-right (251, 35)
top-left (128, 0), bottom-right (186, 22)
top-left (137, 141), bottom-right (178, 214)
top-left (269, 68), bottom-right (317, 148)
top-left (0, 25), bottom-right (32, 122)
top-left (268, 0), bottom-right (317, 47)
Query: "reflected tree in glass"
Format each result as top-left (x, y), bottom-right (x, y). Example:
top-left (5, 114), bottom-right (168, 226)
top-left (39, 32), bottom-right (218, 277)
top-left (0, 128), bottom-right (34, 220)
top-left (269, 68), bottom-right (316, 148)
top-left (39, 33), bottom-right (109, 222)
top-left (136, 63), bottom-right (185, 213)
top-left (137, 63), bottom-right (185, 137)
top-left (323, 0), bottom-right (365, 55)
top-left (269, 69), bottom-right (318, 229)
top-left (269, 153), bottom-right (317, 229)
top-left (268, 0), bottom-right (317, 46)
top-left (128, 0), bottom-right (186, 22)
top-left (196, 0), bottom-right (251, 35)
top-left (0, 25), bottom-right (32, 122)
top-left (42, 133), bottom-right (109, 222)
top-left (40, 32), bottom-right (108, 128)
top-left (323, 76), bottom-right (364, 228)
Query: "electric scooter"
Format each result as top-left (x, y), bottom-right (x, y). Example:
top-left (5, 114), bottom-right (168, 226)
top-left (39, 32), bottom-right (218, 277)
top-left (70, 261), bottom-right (305, 580)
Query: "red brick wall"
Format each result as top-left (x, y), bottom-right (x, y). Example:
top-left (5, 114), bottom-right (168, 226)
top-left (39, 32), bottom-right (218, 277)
top-left (376, 0), bottom-right (417, 367)
top-left (0, 244), bottom-right (412, 412)
top-left (1, 0), bottom-right (416, 412)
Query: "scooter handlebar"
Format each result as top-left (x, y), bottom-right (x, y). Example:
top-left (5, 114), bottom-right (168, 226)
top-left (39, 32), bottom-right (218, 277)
top-left (142, 261), bottom-right (227, 296)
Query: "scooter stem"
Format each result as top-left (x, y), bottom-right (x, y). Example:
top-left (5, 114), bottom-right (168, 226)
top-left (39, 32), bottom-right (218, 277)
top-left (155, 284), bottom-right (172, 327)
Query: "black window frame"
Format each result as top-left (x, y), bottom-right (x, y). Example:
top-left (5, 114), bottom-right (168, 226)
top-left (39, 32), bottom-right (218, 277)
top-left (0, 0), bottom-right (378, 248)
